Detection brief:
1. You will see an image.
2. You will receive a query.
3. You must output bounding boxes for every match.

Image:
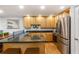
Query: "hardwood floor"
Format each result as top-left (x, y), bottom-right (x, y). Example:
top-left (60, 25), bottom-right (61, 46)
top-left (45, 43), bottom-right (61, 54)
top-left (3, 43), bottom-right (61, 54)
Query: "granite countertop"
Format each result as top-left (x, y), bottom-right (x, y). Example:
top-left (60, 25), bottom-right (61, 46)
top-left (0, 34), bottom-right (45, 42)
top-left (20, 35), bottom-right (46, 42)
top-left (0, 29), bottom-right (55, 43)
top-left (0, 36), bottom-right (13, 42)
top-left (26, 29), bottom-right (56, 32)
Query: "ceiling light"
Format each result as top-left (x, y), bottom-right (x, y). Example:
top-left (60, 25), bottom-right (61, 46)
top-left (60, 6), bottom-right (65, 9)
top-left (40, 6), bottom-right (45, 10)
top-left (38, 14), bottom-right (42, 16)
top-left (26, 14), bottom-right (30, 17)
top-left (26, 14), bottom-right (30, 19)
top-left (49, 14), bottom-right (54, 16)
top-left (0, 9), bottom-right (4, 14)
top-left (19, 5), bottom-right (24, 9)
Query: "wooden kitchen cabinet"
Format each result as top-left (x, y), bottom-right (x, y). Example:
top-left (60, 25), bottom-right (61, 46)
top-left (30, 17), bottom-right (36, 25)
top-left (36, 16), bottom-right (46, 28)
top-left (39, 32), bottom-right (53, 41)
top-left (29, 32), bottom-right (53, 41)
top-left (23, 17), bottom-right (36, 28)
top-left (23, 16), bottom-right (56, 29)
top-left (51, 17), bottom-right (55, 28)
top-left (46, 17), bottom-right (51, 28)
top-left (54, 17), bottom-right (58, 28)
top-left (46, 33), bottom-right (53, 41)
top-left (46, 16), bottom-right (55, 28)
top-left (0, 43), bottom-right (3, 52)
top-left (23, 17), bottom-right (31, 28)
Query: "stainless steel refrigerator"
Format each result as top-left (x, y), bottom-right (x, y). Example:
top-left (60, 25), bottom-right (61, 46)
top-left (56, 16), bottom-right (71, 54)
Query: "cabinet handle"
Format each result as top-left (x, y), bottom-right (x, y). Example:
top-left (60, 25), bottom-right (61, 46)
top-left (75, 38), bottom-right (78, 40)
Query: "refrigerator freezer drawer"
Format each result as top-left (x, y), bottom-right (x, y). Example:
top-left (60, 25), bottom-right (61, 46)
top-left (57, 37), bottom-right (69, 54)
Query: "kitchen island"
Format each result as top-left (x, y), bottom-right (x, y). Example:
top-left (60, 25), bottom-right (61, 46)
top-left (0, 29), bottom-right (55, 54)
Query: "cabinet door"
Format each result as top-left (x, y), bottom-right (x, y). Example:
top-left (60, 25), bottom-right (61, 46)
top-left (50, 17), bottom-right (55, 28)
top-left (30, 17), bottom-right (36, 25)
top-left (46, 33), bottom-right (53, 41)
top-left (23, 17), bottom-right (36, 28)
top-left (23, 17), bottom-right (31, 28)
top-left (46, 17), bottom-right (52, 28)
top-left (0, 43), bottom-right (3, 52)
top-left (54, 17), bottom-right (58, 28)
top-left (46, 16), bottom-right (55, 28)
top-left (36, 16), bottom-right (46, 28)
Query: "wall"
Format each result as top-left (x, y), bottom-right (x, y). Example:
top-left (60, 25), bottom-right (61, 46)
top-left (0, 17), bottom-right (25, 34)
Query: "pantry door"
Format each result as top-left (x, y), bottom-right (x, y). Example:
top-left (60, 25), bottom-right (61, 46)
top-left (70, 6), bottom-right (79, 54)
top-left (74, 6), bottom-right (79, 54)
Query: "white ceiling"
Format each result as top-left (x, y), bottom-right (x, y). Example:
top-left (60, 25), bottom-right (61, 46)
top-left (0, 5), bottom-right (71, 17)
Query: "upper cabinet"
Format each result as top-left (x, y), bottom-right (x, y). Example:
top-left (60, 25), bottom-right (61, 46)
top-left (46, 16), bottom-right (55, 28)
top-left (23, 17), bottom-right (36, 28)
top-left (30, 17), bottom-right (36, 25)
top-left (23, 17), bottom-right (31, 28)
top-left (36, 16), bottom-right (46, 28)
top-left (23, 16), bottom-right (56, 29)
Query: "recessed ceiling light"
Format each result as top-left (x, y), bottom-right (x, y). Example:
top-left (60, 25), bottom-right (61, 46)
top-left (26, 14), bottom-right (30, 19)
top-left (38, 14), bottom-right (42, 16)
top-left (40, 6), bottom-right (45, 10)
top-left (19, 5), bottom-right (24, 9)
top-left (60, 6), bottom-right (65, 9)
top-left (49, 14), bottom-right (54, 16)
top-left (0, 9), bottom-right (4, 14)
top-left (26, 14), bottom-right (30, 17)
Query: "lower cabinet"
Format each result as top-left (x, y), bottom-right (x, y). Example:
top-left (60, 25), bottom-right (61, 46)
top-left (0, 43), bottom-right (3, 53)
top-left (29, 32), bottom-right (53, 41)
top-left (46, 33), bottom-right (53, 41)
